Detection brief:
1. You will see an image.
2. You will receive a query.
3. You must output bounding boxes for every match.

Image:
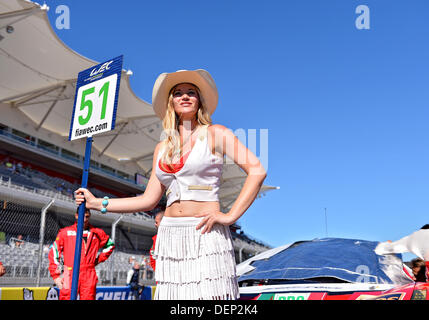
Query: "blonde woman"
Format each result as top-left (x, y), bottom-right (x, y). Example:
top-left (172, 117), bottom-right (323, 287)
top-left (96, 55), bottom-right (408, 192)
top-left (74, 69), bottom-right (267, 300)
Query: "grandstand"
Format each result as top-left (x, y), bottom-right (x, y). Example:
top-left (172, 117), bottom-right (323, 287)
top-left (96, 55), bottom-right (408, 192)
top-left (0, 0), bottom-right (278, 288)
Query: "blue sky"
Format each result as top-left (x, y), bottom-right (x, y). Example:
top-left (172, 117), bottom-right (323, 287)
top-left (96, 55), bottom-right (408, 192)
top-left (42, 0), bottom-right (429, 253)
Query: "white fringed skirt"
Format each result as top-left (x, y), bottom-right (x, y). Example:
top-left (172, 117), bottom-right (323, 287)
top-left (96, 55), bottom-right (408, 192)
top-left (153, 216), bottom-right (240, 300)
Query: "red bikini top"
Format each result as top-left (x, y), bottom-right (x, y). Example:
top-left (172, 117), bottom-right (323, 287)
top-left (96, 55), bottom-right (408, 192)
top-left (158, 150), bottom-right (191, 174)
top-left (159, 127), bottom-right (202, 174)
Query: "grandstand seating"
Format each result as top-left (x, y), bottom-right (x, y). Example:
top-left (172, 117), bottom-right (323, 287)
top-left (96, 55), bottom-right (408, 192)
top-left (0, 166), bottom-right (44, 190)
top-left (0, 161), bottom-right (118, 200)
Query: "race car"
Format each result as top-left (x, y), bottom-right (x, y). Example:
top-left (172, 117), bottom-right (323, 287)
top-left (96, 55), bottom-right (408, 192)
top-left (237, 238), bottom-right (424, 300)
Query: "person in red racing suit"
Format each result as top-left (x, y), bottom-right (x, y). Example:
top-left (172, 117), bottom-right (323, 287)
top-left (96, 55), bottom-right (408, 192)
top-left (149, 234), bottom-right (157, 271)
top-left (48, 208), bottom-right (115, 300)
top-left (149, 210), bottom-right (164, 272)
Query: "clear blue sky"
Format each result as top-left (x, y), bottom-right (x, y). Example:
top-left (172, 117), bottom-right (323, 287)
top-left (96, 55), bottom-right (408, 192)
top-left (41, 0), bottom-right (429, 251)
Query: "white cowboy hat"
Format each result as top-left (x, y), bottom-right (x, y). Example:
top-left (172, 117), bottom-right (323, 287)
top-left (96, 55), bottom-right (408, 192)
top-left (151, 69), bottom-right (218, 119)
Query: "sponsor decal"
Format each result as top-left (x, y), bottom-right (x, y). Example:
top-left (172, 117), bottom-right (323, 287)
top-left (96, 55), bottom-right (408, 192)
top-left (90, 60), bottom-right (114, 77)
top-left (373, 293), bottom-right (405, 300)
top-left (0, 287), bottom-right (59, 300)
top-left (274, 293), bottom-right (311, 300)
top-left (411, 289), bottom-right (427, 300)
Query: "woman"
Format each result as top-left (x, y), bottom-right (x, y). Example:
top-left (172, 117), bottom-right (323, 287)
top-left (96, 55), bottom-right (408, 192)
top-left (74, 69), bottom-right (267, 300)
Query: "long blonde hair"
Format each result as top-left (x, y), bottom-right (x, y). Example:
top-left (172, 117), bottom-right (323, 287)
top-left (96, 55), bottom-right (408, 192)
top-left (160, 83), bottom-right (212, 168)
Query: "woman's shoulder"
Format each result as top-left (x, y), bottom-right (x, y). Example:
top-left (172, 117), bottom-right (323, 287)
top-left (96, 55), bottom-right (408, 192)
top-left (207, 124), bottom-right (229, 136)
top-left (207, 124), bottom-right (236, 141)
top-left (208, 123), bottom-right (227, 130)
top-left (153, 141), bottom-right (166, 159)
top-left (206, 124), bottom-right (236, 155)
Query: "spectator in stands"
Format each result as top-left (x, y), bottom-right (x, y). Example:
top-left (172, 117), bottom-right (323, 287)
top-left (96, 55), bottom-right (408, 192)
top-left (55, 183), bottom-right (64, 193)
top-left (0, 261), bottom-right (5, 277)
top-left (15, 234), bottom-right (24, 248)
top-left (140, 256), bottom-right (146, 268)
top-left (43, 244), bottom-right (50, 258)
top-left (74, 69), bottom-right (267, 300)
top-left (48, 208), bottom-right (115, 300)
top-left (16, 161), bottom-right (23, 173)
top-left (127, 261), bottom-right (144, 300)
top-left (6, 161), bottom-right (15, 172)
top-left (141, 255), bottom-right (149, 268)
top-left (411, 258), bottom-right (427, 282)
top-left (140, 256), bottom-right (150, 279)
top-left (66, 187), bottom-right (73, 197)
top-left (128, 256), bottom-right (136, 266)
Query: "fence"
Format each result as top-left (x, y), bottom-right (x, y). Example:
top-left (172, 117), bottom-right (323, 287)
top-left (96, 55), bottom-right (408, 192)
top-left (0, 182), bottom-right (156, 287)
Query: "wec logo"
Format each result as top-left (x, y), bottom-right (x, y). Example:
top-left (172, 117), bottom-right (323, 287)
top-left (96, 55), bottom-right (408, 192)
top-left (90, 61), bottom-right (113, 77)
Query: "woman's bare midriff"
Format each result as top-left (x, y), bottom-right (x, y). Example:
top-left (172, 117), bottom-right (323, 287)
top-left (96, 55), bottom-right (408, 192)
top-left (164, 200), bottom-right (220, 217)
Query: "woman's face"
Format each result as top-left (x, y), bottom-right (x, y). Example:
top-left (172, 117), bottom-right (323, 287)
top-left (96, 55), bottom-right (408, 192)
top-left (171, 83), bottom-right (200, 119)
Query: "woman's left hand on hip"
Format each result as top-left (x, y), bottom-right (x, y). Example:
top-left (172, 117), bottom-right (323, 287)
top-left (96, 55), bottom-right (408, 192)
top-left (195, 211), bottom-right (234, 234)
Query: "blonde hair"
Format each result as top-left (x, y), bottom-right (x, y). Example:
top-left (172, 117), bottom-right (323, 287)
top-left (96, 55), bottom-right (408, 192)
top-left (160, 84), bottom-right (212, 169)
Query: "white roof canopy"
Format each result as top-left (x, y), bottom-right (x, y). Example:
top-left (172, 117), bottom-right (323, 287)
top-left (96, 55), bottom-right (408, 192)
top-left (0, 0), bottom-right (278, 211)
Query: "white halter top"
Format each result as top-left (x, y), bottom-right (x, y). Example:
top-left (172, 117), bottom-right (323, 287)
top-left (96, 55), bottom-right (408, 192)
top-left (155, 125), bottom-right (224, 207)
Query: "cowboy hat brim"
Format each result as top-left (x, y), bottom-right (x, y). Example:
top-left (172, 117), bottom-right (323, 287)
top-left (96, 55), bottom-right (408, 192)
top-left (151, 69), bottom-right (218, 119)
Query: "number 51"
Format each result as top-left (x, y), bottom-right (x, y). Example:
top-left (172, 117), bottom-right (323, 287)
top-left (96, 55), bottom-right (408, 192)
top-left (78, 81), bottom-right (110, 125)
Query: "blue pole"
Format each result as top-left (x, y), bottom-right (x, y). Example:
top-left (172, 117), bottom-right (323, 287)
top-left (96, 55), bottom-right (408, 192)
top-left (70, 136), bottom-right (93, 300)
